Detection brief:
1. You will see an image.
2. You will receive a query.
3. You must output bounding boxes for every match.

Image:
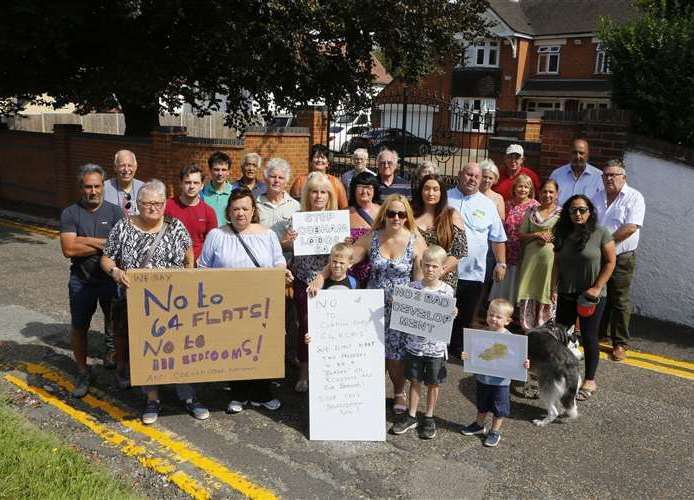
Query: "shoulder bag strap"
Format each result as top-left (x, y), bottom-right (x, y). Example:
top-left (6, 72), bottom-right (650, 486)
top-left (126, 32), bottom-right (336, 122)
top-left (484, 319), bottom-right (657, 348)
top-left (355, 206), bottom-right (374, 226)
top-left (230, 224), bottom-right (261, 268)
top-left (139, 219), bottom-right (169, 268)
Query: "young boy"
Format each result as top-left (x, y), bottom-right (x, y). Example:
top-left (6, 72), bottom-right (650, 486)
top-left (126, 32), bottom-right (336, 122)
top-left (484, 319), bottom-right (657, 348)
top-left (391, 245), bottom-right (455, 439)
top-left (460, 298), bottom-right (530, 447)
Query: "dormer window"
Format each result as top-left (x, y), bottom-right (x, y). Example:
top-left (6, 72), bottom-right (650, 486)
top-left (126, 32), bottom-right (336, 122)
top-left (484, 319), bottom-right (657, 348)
top-left (595, 43), bottom-right (610, 74)
top-left (537, 46), bottom-right (560, 74)
top-left (465, 41), bottom-right (500, 68)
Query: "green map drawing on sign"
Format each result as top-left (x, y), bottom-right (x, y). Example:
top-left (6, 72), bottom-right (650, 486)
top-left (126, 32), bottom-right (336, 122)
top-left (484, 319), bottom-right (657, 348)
top-left (478, 343), bottom-right (508, 361)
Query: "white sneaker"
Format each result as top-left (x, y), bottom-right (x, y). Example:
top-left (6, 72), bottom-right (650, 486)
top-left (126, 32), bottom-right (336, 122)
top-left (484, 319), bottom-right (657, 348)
top-left (227, 400), bottom-right (247, 414)
top-left (250, 399), bottom-right (282, 411)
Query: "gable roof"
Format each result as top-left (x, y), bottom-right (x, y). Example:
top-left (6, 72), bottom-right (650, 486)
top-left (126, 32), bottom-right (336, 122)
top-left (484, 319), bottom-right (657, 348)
top-left (488, 0), bottom-right (638, 37)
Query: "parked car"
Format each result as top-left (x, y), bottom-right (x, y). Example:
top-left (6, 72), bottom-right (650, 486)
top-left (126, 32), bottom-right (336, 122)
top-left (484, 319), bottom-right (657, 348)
top-left (346, 128), bottom-right (432, 157)
top-left (329, 111), bottom-right (371, 152)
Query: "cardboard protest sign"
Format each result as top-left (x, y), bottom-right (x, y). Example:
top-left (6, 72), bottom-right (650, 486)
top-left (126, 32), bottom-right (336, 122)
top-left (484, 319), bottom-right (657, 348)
top-left (126, 268), bottom-right (285, 386)
top-left (463, 328), bottom-right (528, 382)
top-left (292, 210), bottom-right (350, 256)
top-left (308, 289), bottom-right (385, 441)
top-left (390, 285), bottom-right (456, 343)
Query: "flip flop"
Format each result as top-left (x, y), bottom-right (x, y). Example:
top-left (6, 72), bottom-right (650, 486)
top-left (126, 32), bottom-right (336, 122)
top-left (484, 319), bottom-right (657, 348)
top-left (577, 387), bottom-right (596, 401)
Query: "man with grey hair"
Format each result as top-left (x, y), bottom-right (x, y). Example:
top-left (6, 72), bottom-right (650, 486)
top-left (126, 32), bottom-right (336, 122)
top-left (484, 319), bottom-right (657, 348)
top-left (104, 149), bottom-right (145, 216)
top-left (377, 148), bottom-right (411, 198)
top-left (232, 152), bottom-right (266, 197)
top-left (60, 164), bottom-right (124, 397)
top-left (447, 162), bottom-right (507, 355)
top-left (341, 148), bottom-right (375, 191)
top-left (592, 159), bottom-right (645, 361)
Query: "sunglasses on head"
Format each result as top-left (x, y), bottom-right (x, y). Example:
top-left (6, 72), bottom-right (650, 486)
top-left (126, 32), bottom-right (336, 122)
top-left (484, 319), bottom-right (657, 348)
top-left (386, 209), bottom-right (407, 219)
top-left (570, 207), bottom-right (589, 215)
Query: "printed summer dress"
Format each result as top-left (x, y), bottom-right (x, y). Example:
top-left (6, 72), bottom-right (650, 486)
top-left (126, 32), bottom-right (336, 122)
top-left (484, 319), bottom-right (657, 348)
top-left (366, 230), bottom-right (415, 360)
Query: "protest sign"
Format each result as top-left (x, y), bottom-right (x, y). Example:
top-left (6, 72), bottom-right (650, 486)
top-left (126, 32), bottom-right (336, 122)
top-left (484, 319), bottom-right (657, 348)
top-left (308, 289), bottom-right (385, 441)
top-left (390, 285), bottom-right (456, 343)
top-left (292, 210), bottom-right (350, 256)
top-left (463, 328), bottom-right (528, 382)
top-left (126, 268), bottom-right (285, 386)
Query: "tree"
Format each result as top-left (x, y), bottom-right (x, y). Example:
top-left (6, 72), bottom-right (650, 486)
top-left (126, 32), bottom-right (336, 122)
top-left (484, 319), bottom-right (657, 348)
top-left (599, 0), bottom-right (694, 146)
top-left (0, 0), bottom-right (488, 136)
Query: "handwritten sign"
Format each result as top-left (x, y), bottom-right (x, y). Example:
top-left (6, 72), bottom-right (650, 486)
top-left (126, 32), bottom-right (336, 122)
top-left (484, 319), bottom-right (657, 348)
top-left (292, 210), bottom-right (350, 256)
top-left (308, 289), bottom-right (385, 441)
top-left (463, 328), bottom-right (528, 382)
top-left (390, 285), bottom-right (456, 343)
top-left (126, 268), bottom-right (285, 386)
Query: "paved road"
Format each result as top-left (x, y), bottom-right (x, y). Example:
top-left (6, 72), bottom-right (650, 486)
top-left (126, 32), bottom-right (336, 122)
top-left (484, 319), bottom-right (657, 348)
top-left (1, 220), bottom-right (693, 499)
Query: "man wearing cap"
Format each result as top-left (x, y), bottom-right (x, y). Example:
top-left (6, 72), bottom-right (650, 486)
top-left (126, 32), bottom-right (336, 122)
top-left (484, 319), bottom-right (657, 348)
top-left (592, 159), bottom-right (645, 362)
top-left (550, 139), bottom-right (604, 207)
top-left (493, 144), bottom-right (541, 201)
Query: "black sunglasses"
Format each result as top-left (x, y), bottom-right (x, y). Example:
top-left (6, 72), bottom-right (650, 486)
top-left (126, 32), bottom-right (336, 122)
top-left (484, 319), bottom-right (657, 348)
top-left (123, 191), bottom-right (132, 210)
top-left (386, 209), bottom-right (407, 219)
top-left (569, 207), bottom-right (589, 215)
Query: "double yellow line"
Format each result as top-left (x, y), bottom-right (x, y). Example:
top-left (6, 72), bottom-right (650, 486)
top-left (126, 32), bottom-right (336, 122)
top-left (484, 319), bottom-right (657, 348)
top-left (4, 363), bottom-right (277, 500)
top-left (0, 218), bottom-right (60, 238)
top-left (598, 342), bottom-right (694, 380)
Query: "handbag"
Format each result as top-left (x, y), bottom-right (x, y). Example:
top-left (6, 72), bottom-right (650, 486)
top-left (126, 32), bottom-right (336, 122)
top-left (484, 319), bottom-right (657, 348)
top-left (229, 224), bottom-right (261, 268)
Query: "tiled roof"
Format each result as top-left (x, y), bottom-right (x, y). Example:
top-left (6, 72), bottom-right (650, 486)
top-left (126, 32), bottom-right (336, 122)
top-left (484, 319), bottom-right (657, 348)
top-left (488, 0), bottom-right (638, 36)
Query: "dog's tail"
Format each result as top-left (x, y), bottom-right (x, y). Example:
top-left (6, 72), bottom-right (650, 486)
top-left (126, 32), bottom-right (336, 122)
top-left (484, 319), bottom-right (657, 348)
top-left (561, 373), bottom-right (581, 419)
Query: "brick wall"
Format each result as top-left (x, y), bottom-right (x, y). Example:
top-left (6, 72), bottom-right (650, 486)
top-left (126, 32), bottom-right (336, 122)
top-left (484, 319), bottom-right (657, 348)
top-left (528, 37), bottom-right (607, 80)
top-left (0, 125), bottom-right (309, 213)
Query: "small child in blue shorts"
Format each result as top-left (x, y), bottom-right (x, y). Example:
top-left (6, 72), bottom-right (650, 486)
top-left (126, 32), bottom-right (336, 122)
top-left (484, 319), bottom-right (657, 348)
top-left (460, 298), bottom-right (530, 447)
top-left (390, 245), bottom-right (455, 440)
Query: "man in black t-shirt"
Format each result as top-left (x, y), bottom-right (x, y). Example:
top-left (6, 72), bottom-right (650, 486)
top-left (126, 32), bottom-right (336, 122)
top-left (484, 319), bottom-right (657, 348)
top-left (60, 164), bottom-right (123, 398)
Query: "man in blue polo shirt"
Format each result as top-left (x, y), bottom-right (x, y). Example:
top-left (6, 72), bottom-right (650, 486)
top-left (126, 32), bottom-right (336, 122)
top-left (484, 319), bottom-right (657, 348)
top-left (60, 164), bottom-right (123, 397)
top-left (201, 151), bottom-right (233, 226)
top-left (447, 162), bottom-right (507, 355)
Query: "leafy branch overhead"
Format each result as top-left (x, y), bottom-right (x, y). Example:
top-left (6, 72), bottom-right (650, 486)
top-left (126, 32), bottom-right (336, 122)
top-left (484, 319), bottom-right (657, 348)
top-left (0, 0), bottom-right (489, 135)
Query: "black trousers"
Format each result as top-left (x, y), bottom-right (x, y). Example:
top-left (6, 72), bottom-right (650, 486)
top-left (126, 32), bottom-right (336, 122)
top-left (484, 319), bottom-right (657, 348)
top-left (451, 280), bottom-right (484, 354)
top-left (556, 293), bottom-right (606, 381)
top-left (229, 380), bottom-right (273, 403)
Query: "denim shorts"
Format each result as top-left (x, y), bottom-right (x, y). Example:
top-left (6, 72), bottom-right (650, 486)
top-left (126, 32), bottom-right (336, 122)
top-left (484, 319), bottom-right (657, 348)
top-left (405, 353), bottom-right (447, 385)
top-left (476, 381), bottom-right (510, 417)
top-left (68, 273), bottom-right (117, 329)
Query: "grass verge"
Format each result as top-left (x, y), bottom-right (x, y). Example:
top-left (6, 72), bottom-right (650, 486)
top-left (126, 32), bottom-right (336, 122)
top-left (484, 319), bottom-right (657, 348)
top-left (0, 399), bottom-right (141, 499)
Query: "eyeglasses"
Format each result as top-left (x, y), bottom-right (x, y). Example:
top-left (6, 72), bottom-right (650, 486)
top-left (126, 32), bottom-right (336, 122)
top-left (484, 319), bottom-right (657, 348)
top-left (569, 207), bottom-right (590, 215)
top-left (602, 173), bottom-right (624, 179)
top-left (139, 201), bottom-right (165, 209)
top-left (356, 185), bottom-right (374, 191)
top-left (386, 209), bottom-right (407, 219)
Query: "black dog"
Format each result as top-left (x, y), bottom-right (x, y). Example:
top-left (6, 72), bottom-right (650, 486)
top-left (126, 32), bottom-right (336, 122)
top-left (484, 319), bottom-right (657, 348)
top-left (526, 321), bottom-right (581, 426)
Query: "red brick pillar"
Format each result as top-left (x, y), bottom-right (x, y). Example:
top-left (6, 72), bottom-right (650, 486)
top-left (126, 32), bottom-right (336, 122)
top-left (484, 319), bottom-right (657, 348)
top-left (53, 124), bottom-right (83, 208)
top-left (295, 106), bottom-right (327, 151)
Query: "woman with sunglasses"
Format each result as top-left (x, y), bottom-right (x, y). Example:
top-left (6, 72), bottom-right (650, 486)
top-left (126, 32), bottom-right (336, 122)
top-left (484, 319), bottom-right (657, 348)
top-left (552, 194), bottom-right (616, 401)
top-left (412, 174), bottom-right (467, 290)
top-left (349, 194), bottom-right (427, 413)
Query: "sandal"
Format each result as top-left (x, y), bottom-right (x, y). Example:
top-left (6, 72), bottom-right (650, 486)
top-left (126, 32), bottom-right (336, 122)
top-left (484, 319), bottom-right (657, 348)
top-left (393, 393), bottom-right (408, 414)
top-left (577, 386), bottom-right (596, 401)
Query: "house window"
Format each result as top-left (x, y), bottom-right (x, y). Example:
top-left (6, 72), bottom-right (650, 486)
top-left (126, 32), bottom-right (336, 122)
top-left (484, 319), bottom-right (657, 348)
top-left (579, 100), bottom-right (610, 111)
top-left (450, 98), bottom-right (496, 133)
top-left (595, 43), bottom-right (610, 74)
top-left (537, 46), bottom-right (560, 74)
top-left (465, 41), bottom-right (500, 68)
top-left (523, 100), bottom-right (562, 112)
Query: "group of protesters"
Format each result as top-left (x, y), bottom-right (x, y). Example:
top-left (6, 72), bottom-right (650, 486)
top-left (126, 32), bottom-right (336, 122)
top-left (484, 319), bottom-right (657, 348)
top-left (60, 139), bottom-right (645, 429)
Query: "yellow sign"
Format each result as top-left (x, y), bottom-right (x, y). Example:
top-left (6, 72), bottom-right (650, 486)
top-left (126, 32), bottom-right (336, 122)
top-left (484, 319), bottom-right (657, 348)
top-left (126, 268), bottom-right (285, 386)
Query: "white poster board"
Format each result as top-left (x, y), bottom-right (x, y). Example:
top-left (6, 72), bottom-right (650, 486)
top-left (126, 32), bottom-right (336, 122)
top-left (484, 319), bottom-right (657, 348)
top-left (292, 210), bottom-right (350, 256)
top-left (308, 289), bottom-right (385, 441)
top-left (463, 328), bottom-right (528, 382)
top-left (390, 285), bottom-right (456, 343)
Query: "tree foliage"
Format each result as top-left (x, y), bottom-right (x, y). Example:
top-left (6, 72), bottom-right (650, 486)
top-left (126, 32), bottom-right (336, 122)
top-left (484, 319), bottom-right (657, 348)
top-left (0, 0), bottom-right (488, 135)
top-left (599, 0), bottom-right (694, 146)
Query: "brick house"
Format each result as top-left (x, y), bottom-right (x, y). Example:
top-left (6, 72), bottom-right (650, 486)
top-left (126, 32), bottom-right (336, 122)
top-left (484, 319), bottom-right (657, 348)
top-left (375, 0), bottom-right (637, 148)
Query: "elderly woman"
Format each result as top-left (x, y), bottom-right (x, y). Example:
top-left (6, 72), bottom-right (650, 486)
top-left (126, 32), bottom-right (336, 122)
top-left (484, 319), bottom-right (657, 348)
top-left (516, 180), bottom-right (561, 331)
top-left (256, 157), bottom-right (301, 261)
top-left (347, 171), bottom-right (381, 286)
top-left (292, 172), bottom-right (339, 392)
top-left (411, 160), bottom-right (439, 193)
top-left (290, 144), bottom-right (348, 208)
top-left (479, 159), bottom-right (505, 220)
top-left (412, 174), bottom-right (467, 289)
top-left (553, 194), bottom-right (616, 401)
top-left (101, 180), bottom-right (209, 425)
top-left (199, 187), bottom-right (291, 413)
top-left (349, 195), bottom-right (426, 413)
top-left (341, 148), bottom-right (375, 192)
top-left (232, 152), bottom-right (266, 197)
top-left (489, 174), bottom-right (539, 306)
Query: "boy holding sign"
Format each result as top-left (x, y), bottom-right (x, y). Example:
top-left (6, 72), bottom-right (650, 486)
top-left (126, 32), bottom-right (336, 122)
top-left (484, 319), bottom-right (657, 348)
top-left (460, 299), bottom-right (530, 447)
top-left (391, 246), bottom-right (455, 439)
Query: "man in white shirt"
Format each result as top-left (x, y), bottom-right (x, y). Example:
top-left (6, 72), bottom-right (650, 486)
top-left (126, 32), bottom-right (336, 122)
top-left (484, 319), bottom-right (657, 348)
top-left (592, 159), bottom-right (645, 361)
top-left (447, 162), bottom-right (507, 355)
top-left (549, 139), bottom-right (604, 206)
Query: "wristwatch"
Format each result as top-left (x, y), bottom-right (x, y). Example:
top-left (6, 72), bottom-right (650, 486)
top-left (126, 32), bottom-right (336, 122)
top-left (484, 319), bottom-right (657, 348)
top-left (495, 262), bottom-right (507, 269)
